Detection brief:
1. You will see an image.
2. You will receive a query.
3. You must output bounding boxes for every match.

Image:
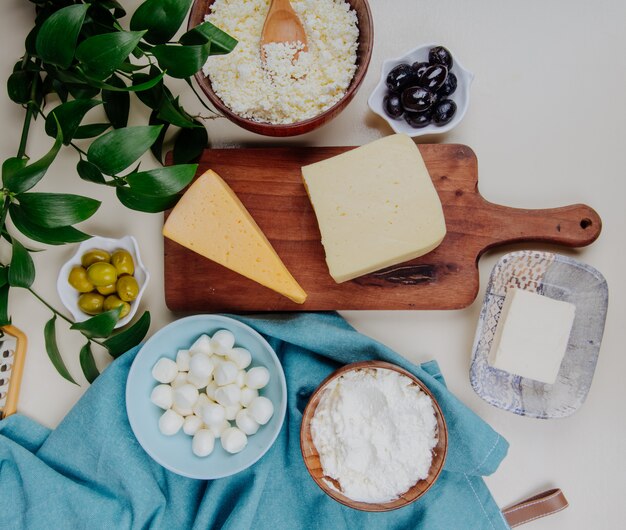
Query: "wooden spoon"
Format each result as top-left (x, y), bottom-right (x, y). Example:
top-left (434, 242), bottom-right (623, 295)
top-left (260, 0), bottom-right (308, 62)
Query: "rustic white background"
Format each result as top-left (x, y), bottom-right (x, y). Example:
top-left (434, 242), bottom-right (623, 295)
top-left (1, 1), bottom-right (624, 528)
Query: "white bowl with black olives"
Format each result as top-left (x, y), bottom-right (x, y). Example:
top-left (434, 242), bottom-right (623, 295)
top-left (368, 43), bottom-right (473, 137)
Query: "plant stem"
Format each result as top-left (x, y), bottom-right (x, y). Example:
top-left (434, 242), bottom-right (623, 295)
top-left (27, 288), bottom-right (106, 347)
top-left (185, 77), bottom-right (221, 116)
top-left (17, 106), bottom-right (34, 159)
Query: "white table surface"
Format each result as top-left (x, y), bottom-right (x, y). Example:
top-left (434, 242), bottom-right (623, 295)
top-left (2, 0), bottom-right (625, 528)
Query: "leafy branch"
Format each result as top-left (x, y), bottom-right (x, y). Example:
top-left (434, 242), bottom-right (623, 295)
top-left (2, 0), bottom-right (237, 383)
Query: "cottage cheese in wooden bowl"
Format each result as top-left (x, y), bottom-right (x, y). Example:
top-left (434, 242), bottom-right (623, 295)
top-left (189, 0), bottom-right (373, 136)
top-left (300, 361), bottom-right (448, 511)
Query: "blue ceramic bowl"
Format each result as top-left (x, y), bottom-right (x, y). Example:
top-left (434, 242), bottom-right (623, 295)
top-left (126, 315), bottom-right (287, 479)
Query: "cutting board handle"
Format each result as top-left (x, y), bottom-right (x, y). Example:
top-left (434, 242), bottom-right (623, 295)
top-left (479, 202), bottom-right (602, 256)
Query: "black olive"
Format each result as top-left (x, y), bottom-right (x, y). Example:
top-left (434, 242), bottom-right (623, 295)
top-left (383, 93), bottom-right (404, 119)
top-left (386, 63), bottom-right (418, 92)
top-left (419, 65), bottom-right (448, 92)
top-left (433, 99), bottom-right (457, 125)
top-left (410, 61), bottom-right (430, 78)
top-left (437, 72), bottom-right (457, 97)
top-left (404, 110), bottom-right (432, 129)
top-left (401, 86), bottom-right (436, 112)
top-left (429, 46), bottom-right (453, 69)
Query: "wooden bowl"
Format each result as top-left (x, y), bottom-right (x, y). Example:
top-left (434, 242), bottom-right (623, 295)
top-left (300, 361), bottom-right (448, 511)
top-left (188, 0), bottom-right (374, 137)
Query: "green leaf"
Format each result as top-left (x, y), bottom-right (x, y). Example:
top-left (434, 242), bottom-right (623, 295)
top-left (173, 123), bottom-right (208, 164)
top-left (134, 67), bottom-right (164, 108)
top-left (3, 123), bottom-right (63, 193)
top-left (70, 307), bottom-right (122, 338)
top-left (116, 186), bottom-right (179, 213)
top-left (2, 157), bottom-right (28, 183)
top-left (180, 21), bottom-right (237, 55)
top-left (152, 43), bottom-right (211, 79)
top-left (73, 123), bottom-right (111, 139)
top-left (103, 311), bottom-right (151, 358)
top-left (130, 0), bottom-right (193, 45)
top-left (148, 111), bottom-right (169, 164)
top-left (7, 70), bottom-right (34, 104)
top-left (44, 316), bottom-right (78, 385)
top-left (87, 125), bottom-right (162, 175)
top-left (45, 99), bottom-right (102, 145)
top-left (79, 342), bottom-right (99, 383)
top-left (127, 165), bottom-right (197, 196)
top-left (0, 284), bottom-right (10, 327)
top-left (157, 93), bottom-right (198, 128)
top-left (9, 205), bottom-right (91, 245)
top-left (35, 4), bottom-right (89, 68)
top-left (76, 159), bottom-right (106, 184)
top-left (17, 193), bottom-right (100, 228)
top-left (66, 83), bottom-right (101, 101)
top-left (8, 238), bottom-right (35, 288)
top-left (102, 74), bottom-right (130, 129)
top-left (85, 69), bottom-right (165, 92)
top-left (0, 267), bottom-right (7, 288)
top-left (76, 30), bottom-right (146, 80)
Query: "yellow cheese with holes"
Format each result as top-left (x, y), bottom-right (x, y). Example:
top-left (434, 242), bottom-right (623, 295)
top-left (163, 170), bottom-right (307, 304)
top-left (302, 134), bottom-right (446, 283)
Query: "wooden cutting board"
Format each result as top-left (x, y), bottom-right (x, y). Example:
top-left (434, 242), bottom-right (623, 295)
top-left (164, 145), bottom-right (601, 311)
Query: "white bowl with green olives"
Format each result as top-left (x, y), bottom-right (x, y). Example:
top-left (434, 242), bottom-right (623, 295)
top-left (57, 236), bottom-right (150, 329)
top-left (368, 43), bottom-right (473, 136)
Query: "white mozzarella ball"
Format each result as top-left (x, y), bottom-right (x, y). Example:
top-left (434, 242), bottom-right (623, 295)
top-left (205, 381), bottom-right (218, 400)
top-left (214, 361), bottom-right (238, 386)
top-left (227, 347), bottom-right (252, 370)
top-left (186, 371), bottom-right (209, 390)
top-left (172, 403), bottom-right (193, 416)
top-left (224, 403), bottom-right (242, 421)
top-left (208, 419), bottom-right (230, 439)
top-left (189, 353), bottom-right (214, 380)
top-left (176, 349), bottom-right (191, 371)
top-left (190, 334), bottom-right (212, 356)
top-left (192, 393), bottom-right (211, 417)
top-left (158, 409), bottom-right (183, 435)
top-left (239, 387), bottom-right (259, 407)
top-left (202, 402), bottom-right (226, 426)
top-left (235, 409), bottom-right (260, 435)
top-left (192, 429), bottom-right (215, 457)
top-left (210, 329), bottom-right (235, 355)
top-left (173, 383), bottom-right (199, 410)
top-left (235, 370), bottom-right (246, 388)
top-left (248, 396), bottom-right (274, 425)
top-left (214, 384), bottom-right (241, 407)
top-left (245, 366), bottom-right (270, 390)
top-left (152, 358), bottom-right (178, 384)
top-left (183, 414), bottom-right (204, 436)
top-left (221, 427), bottom-right (248, 454)
top-left (170, 372), bottom-right (188, 389)
top-left (150, 384), bottom-right (173, 410)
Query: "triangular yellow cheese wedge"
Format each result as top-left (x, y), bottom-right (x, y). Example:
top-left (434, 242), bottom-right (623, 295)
top-left (163, 170), bottom-right (307, 304)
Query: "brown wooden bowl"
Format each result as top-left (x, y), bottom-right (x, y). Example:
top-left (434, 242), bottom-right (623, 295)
top-left (300, 361), bottom-right (448, 512)
top-left (188, 0), bottom-right (373, 137)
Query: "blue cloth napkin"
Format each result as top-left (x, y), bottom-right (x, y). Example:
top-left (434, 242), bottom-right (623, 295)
top-left (0, 312), bottom-right (509, 530)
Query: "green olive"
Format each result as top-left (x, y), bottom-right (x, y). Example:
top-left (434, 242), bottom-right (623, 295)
top-left (96, 283), bottom-right (117, 295)
top-left (81, 249), bottom-right (111, 268)
top-left (68, 266), bottom-right (94, 293)
top-left (103, 295), bottom-right (130, 318)
top-left (116, 275), bottom-right (139, 302)
top-left (87, 262), bottom-right (118, 287)
top-left (111, 249), bottom-right (135, 276)
top-left (78, 293), bottom-right (104, 315)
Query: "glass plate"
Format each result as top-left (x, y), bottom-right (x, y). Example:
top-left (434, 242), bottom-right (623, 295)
top-left (470, 251), bottom-right (608, 419)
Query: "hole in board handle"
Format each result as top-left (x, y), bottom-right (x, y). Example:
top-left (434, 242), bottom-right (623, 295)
top-left (580, 218), bottom-right (592, 229)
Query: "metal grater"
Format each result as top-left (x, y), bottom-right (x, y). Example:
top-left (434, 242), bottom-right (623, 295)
top-left (0, 326), bottom-right (27, 420)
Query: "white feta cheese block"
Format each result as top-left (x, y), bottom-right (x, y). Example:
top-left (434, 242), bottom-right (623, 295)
top-left (301, 134), bottom-right (446, 283)
top-left (488, 288), bottom-right (576, 384)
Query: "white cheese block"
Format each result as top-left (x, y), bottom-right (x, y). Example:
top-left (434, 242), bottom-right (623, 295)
top-left (301, 134), bottom-right (446, 283)
top-left (489, 288), bottom-right (576, 384)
